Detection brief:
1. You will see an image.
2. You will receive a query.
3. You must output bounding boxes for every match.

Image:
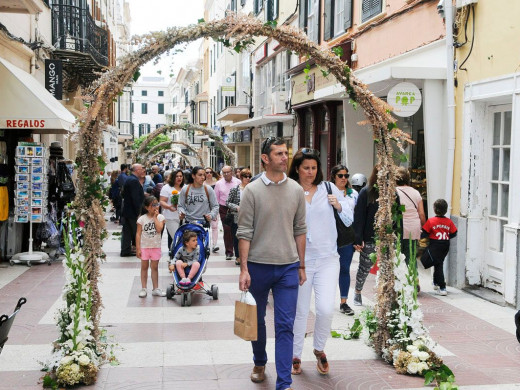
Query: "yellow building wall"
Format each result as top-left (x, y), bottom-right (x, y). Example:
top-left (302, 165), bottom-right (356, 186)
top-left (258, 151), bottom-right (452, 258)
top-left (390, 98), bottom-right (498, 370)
top-left (452, 0), bottom-right (520, 215)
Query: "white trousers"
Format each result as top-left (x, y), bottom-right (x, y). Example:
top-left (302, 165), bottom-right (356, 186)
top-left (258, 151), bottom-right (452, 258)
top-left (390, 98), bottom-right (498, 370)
top-left (293, 254), bottom-right (340, 359)
top-left (165, 219), bottom-right (180, 240)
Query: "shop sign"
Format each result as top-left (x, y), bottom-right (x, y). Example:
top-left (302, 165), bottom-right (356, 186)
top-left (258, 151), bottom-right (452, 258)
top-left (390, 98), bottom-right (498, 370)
top-left (45, 59), bottom-right (63, 100)
top-left (387, 82), bottom-right (422, 117)
top-left (221, 76), bottom-right (235, 97)
top-left (3, 119), bottom-right (46, 128)
top-left (291, 68), bottom-right (338, 106)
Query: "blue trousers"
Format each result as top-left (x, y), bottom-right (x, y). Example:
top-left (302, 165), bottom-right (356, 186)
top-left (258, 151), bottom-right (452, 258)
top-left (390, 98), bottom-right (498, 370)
top-left (338, 244), bottom-right (354, 299)
top-left (248, 261), bottom-right (299, 390)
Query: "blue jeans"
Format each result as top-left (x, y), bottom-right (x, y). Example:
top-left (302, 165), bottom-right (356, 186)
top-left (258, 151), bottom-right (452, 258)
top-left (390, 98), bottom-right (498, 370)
top-left (248, 261), bottom-right (299, 390)
top-left (338, 244), bottom-right (354, 299)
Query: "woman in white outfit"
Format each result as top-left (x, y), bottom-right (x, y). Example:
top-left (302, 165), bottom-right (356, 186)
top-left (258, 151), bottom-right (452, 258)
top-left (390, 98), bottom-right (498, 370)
top-left (288, 148), bottom-right (354, 376)
top-left (159, 169), bottom-right (184, 251)
top-left (204, 167), bottom-right (220, 252)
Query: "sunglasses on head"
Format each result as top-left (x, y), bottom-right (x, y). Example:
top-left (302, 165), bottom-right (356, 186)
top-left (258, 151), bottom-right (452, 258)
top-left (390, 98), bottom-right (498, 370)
top-left (336, 173), bottom-right (349, 179)
top-left (301, 148), bottom-right (320, 157)
top-left (261, 137), bottom-right (283, 155)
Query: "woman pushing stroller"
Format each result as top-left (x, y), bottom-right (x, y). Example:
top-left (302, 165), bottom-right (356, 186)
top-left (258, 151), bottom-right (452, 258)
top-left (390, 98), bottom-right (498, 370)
top-left (177, 166), bottom-right (219, 225)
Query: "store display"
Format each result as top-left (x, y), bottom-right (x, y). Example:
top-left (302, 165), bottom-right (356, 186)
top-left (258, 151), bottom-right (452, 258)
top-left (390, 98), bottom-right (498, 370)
top-left (14, 142), bottom-right (48, 224)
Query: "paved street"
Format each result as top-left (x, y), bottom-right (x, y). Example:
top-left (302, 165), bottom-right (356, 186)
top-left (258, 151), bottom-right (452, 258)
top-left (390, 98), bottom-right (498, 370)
top-left (1, 218), bottom-right (519, 389)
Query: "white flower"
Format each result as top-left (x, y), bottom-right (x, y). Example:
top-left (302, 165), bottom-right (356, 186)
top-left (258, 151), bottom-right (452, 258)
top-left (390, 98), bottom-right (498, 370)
top-left (407, 361), bottom-right (419, 374)
top-left (417, 351), bottom-right (430, 361)
top-left (418, 362), bottom-right (429, 373)
top-left (60, 355), bottom-right (73, 366)
top-left (78, 354), bottom-right (90, 366)
top-left (406, 345), bottom-right (418, 353)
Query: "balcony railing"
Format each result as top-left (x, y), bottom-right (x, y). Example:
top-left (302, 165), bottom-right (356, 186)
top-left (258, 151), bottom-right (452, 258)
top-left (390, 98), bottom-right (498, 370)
top-left (51, 3), bottom-right (108, 67)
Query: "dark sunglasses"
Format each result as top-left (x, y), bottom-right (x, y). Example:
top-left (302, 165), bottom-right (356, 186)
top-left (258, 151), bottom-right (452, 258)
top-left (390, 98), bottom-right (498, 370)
top-left (301, 148), bottom-right (320, 157)
top-left (261, 137), bottom-right (283, 155)
top-left (242, 175), bottom-right (252, 179)
top-left (336, 173), bottom-right (349, 179)
top-left (205, 171), bottom-right (213, 174)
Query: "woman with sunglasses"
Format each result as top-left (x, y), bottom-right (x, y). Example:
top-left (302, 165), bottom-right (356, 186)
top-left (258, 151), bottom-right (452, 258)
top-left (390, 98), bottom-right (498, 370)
top-left (204, 167), bottom-right (221, 253)
top-left (288, 148), bottom-right (353, 376)
top-left (160, 169), bottom-right (185, 250)
top-left (225, 168), bottom-right (252, 266)
top-left (330, 164), bottom-right (358, 315)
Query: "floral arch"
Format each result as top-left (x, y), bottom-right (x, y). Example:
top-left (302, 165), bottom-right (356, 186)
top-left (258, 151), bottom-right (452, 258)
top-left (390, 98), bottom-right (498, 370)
top-left (48, 13), bottom-right (451, 388)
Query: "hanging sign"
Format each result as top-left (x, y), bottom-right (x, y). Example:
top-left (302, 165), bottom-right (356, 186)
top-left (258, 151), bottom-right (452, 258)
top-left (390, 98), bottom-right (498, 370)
top-left (45, 59), bottom-right (63, 100)
top-left (387, 82), bottom-right (422, 117)
top-left (221, 75), bottom-right (235, 97)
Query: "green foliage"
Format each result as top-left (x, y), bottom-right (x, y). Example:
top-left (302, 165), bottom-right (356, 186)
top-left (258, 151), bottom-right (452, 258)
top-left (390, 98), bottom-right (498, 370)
top-left (132, 134), bottom-right (170, 153)
top-left (132, 69), bottom-right (141, 82)
top-left (264, 20), bottom-right (277, 28)
top-left (424, 365), bottom-right (458, 390)
top-left (197, 18), bottom-right (205, 23)
top-left (332, 46), bottom-right (344, 57)
top-left (43, 374), bottom-right (58, 389)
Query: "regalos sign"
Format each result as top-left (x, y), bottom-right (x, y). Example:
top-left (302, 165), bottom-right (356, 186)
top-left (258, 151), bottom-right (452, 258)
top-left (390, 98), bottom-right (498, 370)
top-left (387, 82), bottom-right (422, 117)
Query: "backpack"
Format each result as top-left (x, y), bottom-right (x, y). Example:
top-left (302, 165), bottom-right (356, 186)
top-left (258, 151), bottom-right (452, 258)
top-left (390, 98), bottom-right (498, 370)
top-left (57, 161), bottom-right (75, 202)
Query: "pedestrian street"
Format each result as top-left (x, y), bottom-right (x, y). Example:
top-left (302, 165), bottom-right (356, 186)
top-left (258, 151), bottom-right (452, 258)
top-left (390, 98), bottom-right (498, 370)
top-left (0, 218), bottom-right (519, 389)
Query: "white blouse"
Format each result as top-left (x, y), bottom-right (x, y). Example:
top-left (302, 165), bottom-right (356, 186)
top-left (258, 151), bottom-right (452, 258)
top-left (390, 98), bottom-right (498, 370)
top-left (305, 182), bottom-right (354, 259)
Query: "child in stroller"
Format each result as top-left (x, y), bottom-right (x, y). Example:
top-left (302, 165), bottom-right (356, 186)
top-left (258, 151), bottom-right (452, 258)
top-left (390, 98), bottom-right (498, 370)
top-left (166, 221), bottom-right (219, 306)
top-left (169, 230), bottom-right (200, 286)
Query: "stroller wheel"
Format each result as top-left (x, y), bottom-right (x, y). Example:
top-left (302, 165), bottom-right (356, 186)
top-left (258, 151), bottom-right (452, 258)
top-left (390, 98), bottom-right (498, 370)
top-left (185, 293), bottom-right (192, 307)
top-left (211, 285), bottom-right (219, 300)
top-left (166, 285), bottom-right (174, 300)
top-left (181, 293), bottom-right (186, 307)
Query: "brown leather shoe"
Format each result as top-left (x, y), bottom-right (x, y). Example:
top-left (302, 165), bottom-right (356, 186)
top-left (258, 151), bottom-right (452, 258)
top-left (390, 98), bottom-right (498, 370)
top-left (314, 349), bottom-right (329, 374)
top-left (250, 365), bottom-right (265, 383)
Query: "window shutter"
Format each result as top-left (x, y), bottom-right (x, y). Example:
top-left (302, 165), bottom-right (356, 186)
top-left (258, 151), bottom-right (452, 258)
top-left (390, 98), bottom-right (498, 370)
top-left (315, 0), bottom-right (321, 43)
top-left (344, 0), bottom-right (352, 29)
top-left (324, 0), bottom-right (332, 40)
top-left (299, 0), bottom-right (306, 31)
top-left (266, 0), bottom-right (273, 21)
top-left (274, 0), bottom-right (279, 20)
top-left (362, 0), bottom-right (382, 23)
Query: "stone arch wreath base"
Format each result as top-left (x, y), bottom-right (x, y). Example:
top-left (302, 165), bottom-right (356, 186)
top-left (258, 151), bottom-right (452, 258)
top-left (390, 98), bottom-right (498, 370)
top-left (45, 13), bottom-right (454, 388)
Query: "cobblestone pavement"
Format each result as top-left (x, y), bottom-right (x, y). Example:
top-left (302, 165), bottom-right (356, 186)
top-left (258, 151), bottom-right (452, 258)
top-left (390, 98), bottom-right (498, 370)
top-left (1, 218), bottom-right (519, 389)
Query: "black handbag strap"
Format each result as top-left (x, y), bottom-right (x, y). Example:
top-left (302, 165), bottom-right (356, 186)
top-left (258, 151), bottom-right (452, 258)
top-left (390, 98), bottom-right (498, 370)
top-left (397, 187), bottom-right (417, 210)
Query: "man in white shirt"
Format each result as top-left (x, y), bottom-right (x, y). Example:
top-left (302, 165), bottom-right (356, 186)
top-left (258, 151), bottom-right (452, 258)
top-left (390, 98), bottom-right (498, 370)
top-left (213, 165), bottom-right (240, 259)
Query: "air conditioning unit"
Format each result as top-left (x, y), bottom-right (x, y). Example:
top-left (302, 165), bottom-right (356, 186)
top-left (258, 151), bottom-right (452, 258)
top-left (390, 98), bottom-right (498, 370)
top-left (271, 91), bottom-right (287, 114)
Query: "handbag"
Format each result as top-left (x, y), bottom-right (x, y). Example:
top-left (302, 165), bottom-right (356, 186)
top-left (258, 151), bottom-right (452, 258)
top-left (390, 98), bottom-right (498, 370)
top-left (234, 291), bottom-right (257, 341)
top-left (324, 182), bottom-right (355, 248)
top-left (224, 210), bottom-right (235, 226)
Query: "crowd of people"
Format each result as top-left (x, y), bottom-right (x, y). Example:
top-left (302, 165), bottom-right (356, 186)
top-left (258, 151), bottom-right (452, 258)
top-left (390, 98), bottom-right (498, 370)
top-left (107, 140), bottom-right (456, 390)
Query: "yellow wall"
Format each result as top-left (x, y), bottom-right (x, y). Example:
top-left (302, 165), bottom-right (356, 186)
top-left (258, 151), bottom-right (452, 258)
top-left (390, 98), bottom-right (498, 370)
top-left (452, 0), bottom-right (520, 215)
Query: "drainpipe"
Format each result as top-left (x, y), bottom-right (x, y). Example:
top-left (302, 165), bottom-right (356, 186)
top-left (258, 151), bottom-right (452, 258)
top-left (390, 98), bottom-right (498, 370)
top-left (444, 0), bottom-right (456, 217)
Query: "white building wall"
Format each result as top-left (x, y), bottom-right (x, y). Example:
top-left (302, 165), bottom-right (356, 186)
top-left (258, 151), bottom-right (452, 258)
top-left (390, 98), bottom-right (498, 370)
top-left (132, 77), bottom-right (171, 137)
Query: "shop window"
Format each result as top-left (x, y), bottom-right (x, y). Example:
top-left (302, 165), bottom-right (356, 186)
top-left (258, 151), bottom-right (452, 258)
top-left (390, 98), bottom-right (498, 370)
top-left (361, 0), bottom-right (383, 23)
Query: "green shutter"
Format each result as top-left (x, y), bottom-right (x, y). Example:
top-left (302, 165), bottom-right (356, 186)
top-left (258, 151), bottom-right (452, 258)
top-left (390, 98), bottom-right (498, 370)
top-left (324, 0), bottom-right (333, 40)
top-left (344, 0), bottom-right (352, 29)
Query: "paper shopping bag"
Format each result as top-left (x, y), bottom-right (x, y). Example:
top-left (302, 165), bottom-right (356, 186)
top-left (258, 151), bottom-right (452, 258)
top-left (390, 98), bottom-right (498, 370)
top-left (234, 292), bottom-right (257, 341)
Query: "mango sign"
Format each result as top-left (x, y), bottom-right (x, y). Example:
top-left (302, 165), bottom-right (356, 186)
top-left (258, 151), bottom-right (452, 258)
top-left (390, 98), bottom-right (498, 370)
top-left (387, 82), bottom-right (422, 117)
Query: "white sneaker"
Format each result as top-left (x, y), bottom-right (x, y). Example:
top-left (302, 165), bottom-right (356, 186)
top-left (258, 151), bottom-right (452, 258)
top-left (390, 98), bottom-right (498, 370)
top-left (437, 288), bottom-right (447, 296)
top-left (433, 284), bottom-right (440, 291)
top-left (138, 288), bottom-right (147, 298)
top-left (152, 288), bottom-right (166, 297)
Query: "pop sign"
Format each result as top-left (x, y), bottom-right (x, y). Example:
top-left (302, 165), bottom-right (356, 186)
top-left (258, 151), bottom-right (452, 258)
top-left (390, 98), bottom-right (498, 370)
top-left (387, 82), bottom-right (422, 117)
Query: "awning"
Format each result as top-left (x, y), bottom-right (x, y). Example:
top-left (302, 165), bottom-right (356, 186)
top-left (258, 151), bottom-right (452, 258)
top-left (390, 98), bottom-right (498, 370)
top-left (0, 58), bottom-right (76, 134)
top-left (228, 114), bottom-right (294, 129)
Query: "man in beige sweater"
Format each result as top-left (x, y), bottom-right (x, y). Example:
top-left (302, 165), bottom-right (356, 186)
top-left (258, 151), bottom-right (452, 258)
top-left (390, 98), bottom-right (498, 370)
top-left (237, 137), bottom-right (307, 390)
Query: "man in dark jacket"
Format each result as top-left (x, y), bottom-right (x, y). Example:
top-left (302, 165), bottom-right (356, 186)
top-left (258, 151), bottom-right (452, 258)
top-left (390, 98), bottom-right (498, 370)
top-left (115, 164), bottom-right (129, 224)
top-left (120, 164), bottom-right (145, 257)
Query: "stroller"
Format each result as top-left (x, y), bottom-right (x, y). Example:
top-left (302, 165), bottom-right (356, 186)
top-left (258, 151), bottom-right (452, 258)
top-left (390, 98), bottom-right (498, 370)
top-left (0, 298), bottom-right (27, 355)
top-left (166, 221), bottom-right (219, 306)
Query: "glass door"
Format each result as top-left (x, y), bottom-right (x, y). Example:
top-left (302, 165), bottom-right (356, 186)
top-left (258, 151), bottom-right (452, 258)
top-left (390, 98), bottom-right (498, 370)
top-left (484, 105), bottom-right (512, 293)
